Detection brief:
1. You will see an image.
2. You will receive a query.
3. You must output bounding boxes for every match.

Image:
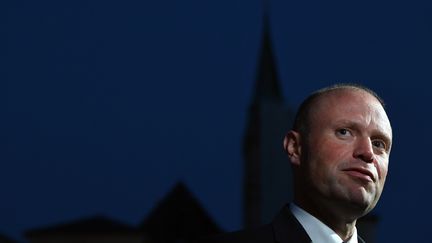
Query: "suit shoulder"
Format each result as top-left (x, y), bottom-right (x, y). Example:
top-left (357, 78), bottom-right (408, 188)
top-left (193, 224), bottom-right (273, 243)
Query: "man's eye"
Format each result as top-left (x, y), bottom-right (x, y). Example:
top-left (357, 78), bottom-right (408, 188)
top-left (372, 140), bottom-right (386, 150)
top-left (336, 129), bottom-right (351, 136)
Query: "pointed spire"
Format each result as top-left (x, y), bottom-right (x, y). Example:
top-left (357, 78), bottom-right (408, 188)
top-left (253, 8), bottom-right (283, 103)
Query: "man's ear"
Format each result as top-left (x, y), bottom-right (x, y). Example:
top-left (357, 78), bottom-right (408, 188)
top-left (283, 130), bottom-right (302, 166)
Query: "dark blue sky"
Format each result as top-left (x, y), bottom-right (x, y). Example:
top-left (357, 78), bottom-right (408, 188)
top-left (5, 0), bottom-right (432, 242)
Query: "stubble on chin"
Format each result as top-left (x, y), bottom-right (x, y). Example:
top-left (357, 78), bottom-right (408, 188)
top-left (333, 174), bottom-right (378, 212)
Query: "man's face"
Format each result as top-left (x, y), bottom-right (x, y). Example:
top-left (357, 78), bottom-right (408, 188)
top-left (298, 89), bottom-right (392, 213)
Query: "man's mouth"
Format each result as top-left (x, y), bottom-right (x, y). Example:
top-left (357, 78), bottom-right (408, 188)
top-left (342, 168), bottom-right (375, 182)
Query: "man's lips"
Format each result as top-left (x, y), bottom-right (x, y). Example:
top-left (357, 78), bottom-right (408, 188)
top-left (342, 168), bottom-right (375, 182)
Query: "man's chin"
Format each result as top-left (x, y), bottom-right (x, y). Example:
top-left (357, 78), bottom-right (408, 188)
top-left (342, 189), bottom-right (376, 213)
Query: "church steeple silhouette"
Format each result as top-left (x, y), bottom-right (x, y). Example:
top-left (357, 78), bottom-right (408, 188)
top-left (243, 11), bottom-right (294, 228)
top-left (252, 15), bottom-right (283, 103)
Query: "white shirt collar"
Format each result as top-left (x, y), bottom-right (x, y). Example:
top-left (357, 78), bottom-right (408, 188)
top-left (290, 203), bottom-right (358, 243)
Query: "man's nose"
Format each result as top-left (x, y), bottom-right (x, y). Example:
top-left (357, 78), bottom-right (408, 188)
top-left (353, 137), bottom-right (374, 163)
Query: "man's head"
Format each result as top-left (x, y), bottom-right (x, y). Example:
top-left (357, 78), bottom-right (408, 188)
top-left (283, 84), bottom-right (392, 219)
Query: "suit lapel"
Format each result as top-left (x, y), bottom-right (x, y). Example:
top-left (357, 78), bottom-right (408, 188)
top-left (272, 205), bottom-right (311, 243)
top-left (358, 235), bottom-right (366, 243)
top-left (272, 205), bottom-right (367, 243)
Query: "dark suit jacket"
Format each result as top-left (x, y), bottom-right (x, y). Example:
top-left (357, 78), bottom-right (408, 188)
top-left (195, 205), bottom-right (365, 243)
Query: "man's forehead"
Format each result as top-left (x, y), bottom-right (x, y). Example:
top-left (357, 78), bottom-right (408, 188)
top-left (313, 88), bottom-right (382, 109)
top-left (311, 88), bottom-right (392, 132)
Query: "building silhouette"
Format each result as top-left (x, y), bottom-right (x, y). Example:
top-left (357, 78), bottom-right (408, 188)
top-left (0, 234), bottom-right (17, 243)
top-left (24, 182), bottom-right (221, 243)
top-left (140, 182), bottom-right (222, 243)
top-left (243, 19), bottom-right (295, 228)
top-left (25, 215), bottom-right (144, 243)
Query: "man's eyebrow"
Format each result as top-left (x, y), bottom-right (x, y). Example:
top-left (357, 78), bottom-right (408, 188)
top-left (333, 120), bottom-right (359, 128)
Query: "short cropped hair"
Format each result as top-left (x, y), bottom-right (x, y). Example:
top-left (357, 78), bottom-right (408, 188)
top-left (292, 83), bottom-right (385, 136)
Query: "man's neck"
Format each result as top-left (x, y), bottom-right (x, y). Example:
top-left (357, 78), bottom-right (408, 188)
top-left (294, 198), bottom-right (358, 241)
